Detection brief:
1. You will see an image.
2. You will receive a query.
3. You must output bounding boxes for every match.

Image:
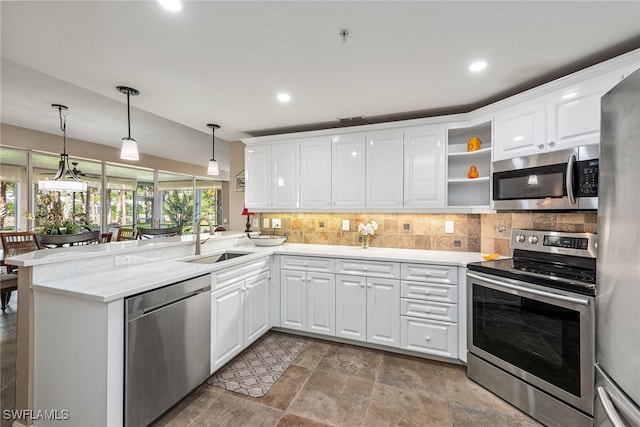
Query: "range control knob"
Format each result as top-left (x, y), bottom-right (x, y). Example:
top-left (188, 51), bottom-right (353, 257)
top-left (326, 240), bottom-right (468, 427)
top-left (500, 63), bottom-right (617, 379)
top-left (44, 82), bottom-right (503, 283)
top-left (515, 234), bottom-right (526, 243)
top-left (528, 236), bottom-right (539, 244)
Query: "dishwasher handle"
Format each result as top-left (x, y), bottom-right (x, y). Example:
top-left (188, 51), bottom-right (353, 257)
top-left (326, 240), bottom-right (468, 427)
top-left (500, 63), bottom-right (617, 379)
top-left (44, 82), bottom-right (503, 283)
top-left (126, 274), bottom-right (211, 321)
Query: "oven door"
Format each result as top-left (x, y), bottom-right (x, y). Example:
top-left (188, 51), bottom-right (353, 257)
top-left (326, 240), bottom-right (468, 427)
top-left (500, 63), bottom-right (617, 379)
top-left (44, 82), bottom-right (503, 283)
top-left (467, 271), bottom-right (594, 414)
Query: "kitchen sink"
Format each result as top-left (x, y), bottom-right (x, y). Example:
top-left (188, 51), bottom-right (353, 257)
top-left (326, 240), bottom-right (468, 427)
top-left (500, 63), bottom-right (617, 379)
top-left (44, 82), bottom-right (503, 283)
top-left (186, 251), bottom-right (249, 264)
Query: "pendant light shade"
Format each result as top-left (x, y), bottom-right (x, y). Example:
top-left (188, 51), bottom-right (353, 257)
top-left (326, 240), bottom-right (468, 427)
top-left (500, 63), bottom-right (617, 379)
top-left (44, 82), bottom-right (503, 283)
top-left (37, 104), bottom-right (88, 193)
top-left (207, 123), bottom-right (220, 176)
top-left (117, 86), bottom-right (140, 161)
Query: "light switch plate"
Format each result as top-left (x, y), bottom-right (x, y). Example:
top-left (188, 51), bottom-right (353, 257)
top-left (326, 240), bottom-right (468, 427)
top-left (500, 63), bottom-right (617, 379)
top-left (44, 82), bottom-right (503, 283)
top-left (263, 218), bottom-right (270, 228)
top-left (445, 220), bottom-right (454, 234)
top-left (272, 218), bottom-right (281, 229)
top-left (252, 218), bottom-right (259, 228)
top-left (342, 219), bottom-right (350, 231)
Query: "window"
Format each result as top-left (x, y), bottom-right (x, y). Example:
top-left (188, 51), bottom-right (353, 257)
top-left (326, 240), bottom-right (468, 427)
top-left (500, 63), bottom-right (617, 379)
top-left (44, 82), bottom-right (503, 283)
top-left (0, 147), bottom-right (27, 231)
top-left (105, 163), bottom-right (153, 228)
top-left (158, 172), bottom-right (194, 234)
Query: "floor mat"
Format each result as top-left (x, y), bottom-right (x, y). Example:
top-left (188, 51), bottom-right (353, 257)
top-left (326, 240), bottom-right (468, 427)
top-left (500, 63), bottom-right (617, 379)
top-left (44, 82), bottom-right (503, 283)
top-left (207, 332), bottom-right (306, 397)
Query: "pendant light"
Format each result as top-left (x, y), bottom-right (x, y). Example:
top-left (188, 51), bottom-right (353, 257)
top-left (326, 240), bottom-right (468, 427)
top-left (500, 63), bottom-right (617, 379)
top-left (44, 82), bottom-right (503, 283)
top-left (207, 123), bottom-right (220, 176)
top-left (117, 86), bottom-right (140, 161)
top-left (38, 104), bottom-right (88, 192)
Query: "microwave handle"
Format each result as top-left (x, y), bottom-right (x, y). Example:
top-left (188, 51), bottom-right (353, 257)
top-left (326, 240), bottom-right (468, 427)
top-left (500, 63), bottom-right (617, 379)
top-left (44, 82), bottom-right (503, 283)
top-left (566, 154), bottom-right (577, 205)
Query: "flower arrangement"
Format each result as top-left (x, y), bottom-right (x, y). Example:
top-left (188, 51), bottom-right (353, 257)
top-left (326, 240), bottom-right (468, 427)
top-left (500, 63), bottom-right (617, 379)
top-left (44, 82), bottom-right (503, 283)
top-left (357, 220), bottom-right (378, 249)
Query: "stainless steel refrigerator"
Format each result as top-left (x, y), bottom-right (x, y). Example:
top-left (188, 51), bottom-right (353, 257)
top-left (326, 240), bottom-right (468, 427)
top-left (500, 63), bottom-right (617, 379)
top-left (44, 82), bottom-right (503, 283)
top-left (596, 66), bottom-right (640, 426)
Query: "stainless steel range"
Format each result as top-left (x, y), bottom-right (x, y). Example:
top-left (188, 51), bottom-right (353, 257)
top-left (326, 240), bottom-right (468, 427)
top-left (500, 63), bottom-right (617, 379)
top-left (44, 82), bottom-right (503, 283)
top-left (467, 229), bottom-right (596, 427)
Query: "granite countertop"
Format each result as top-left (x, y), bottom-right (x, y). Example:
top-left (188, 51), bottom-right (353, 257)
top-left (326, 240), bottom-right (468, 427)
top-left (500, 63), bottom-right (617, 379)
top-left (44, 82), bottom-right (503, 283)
top-left (18, 238), bottom-right (489, 303)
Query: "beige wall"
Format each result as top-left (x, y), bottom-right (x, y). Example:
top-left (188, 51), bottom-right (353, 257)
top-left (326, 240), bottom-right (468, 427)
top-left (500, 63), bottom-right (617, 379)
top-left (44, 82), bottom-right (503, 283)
top-left (228, 140), bottom-right (253, 232)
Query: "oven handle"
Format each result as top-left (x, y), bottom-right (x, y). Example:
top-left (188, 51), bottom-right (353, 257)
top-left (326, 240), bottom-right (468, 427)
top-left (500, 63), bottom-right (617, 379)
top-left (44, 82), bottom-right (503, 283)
top-left (597, 386), bottom-right (626, 427)
top-left (566, 153), bottom-right (577, 205)
top-left (467, 273), bottom-right (590, 306)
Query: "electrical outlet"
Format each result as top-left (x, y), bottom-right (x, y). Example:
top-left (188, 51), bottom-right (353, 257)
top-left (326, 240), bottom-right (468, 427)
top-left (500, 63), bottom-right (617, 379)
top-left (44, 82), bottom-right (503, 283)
top-left (114, 255), bottom-right (131, 266)
top-left (445, 221), bottom-right (455, 234)
top-left (252, 218), bottom-right (259, 228)
top-left (272, 218), bottom-right (281, 229)
top-left (342, 219), bottom-right (350, 231)
top-left (263, 218), bottom-right (270, 228)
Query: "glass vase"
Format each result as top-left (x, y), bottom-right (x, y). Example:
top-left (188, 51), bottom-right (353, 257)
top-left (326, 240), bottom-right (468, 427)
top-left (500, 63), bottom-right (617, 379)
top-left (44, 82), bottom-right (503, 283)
top-left (361, 234), bottom-right (369, 249)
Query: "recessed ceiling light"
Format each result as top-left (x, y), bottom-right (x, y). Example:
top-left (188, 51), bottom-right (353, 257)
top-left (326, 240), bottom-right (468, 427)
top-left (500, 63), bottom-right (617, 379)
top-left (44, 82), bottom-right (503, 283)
top-left (158, 0), bottom-right (182, 12)
top-left (277, 92), bottom-right (291, 103)
top-left (469, 60), bottom-right (488, 72)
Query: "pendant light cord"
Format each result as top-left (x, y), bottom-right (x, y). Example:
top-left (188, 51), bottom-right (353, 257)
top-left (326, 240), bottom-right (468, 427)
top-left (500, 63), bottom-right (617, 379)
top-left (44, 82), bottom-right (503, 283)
top-left (127, 90), bottom-right (132, 138)
top-left (211, 127), bottom-right (215, 160)
top-left (58, 106), bottom-right (67, 155)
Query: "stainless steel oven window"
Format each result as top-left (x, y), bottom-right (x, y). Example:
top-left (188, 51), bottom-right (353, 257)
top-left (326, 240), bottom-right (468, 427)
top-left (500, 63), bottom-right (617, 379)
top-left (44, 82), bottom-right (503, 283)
top-left (467, 272), bottom-right (594, 414)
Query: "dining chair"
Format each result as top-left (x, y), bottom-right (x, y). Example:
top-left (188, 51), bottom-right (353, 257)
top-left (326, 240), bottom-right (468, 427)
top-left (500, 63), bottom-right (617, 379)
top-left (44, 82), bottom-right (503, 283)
top-left (138, 225), bottom-right (182, 239)
top-left (116, 227), bottom-right (139, 241)
top-left (0, 231), bottom-right (42, 312)
top-left (101, 232), bottom-right (113, 243)
top-left (214, 226), bottom-right (226, 232)
top-left (38, 230), bottom-right (101, 248)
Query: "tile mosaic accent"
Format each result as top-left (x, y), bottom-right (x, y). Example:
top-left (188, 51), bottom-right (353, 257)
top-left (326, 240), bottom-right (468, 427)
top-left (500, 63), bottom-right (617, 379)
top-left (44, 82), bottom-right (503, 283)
top-left (258, 212), bottom-right (596, 256)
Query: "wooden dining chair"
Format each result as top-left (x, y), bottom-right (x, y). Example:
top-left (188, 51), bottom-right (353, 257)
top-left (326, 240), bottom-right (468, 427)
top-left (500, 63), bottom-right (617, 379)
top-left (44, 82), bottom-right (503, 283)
top-left (214, 226), bottom-right (226, 232)
top-left (0, 231), bottom-right (41, 312)
top-left (138, 225), bottom-right (182, 239)
top-left (38, 230), bottom-right (101, 248)
top-left (100, 232), bottom-right (113, 243)
top-left (116, 227), bottom-right (139, 241)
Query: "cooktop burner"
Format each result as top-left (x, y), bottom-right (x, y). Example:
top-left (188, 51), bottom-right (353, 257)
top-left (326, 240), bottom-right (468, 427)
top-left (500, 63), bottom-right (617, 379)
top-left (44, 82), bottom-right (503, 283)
top-left (468, 229), bottom-right (598, 297)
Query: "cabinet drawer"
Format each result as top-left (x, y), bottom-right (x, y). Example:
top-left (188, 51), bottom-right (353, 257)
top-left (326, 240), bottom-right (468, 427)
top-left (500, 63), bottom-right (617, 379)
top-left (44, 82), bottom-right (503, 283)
top-left (280, 255), bottom-right (334, 272)
top-left (401, 317), bottom-right (458, 359)
top-left (336, 259), bottom-right (400, 278)
top-left (401, 281), bottom-right (458, 303)
top-left (213, 257), bottom-right (270, 290)
top-left (401, 299), bottom-right (457, 322)
top-left (401, 263), bottom-right (457, 284)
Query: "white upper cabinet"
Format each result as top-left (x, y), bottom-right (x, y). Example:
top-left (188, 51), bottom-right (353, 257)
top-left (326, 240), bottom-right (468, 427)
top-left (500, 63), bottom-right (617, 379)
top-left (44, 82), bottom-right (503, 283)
top-left (245, 144), bottom-right (272, 209)
top-left (493, 99), bottom-right (547, 161)
top-left (300, 137), bottom-right (332, 209)
top-left (332, 133), bottom-right (366, 209)
top-left (404, 125), bottom-right (446, 208)
top-left (272, 142), bottom-right (300, 209)
top-left (366, 130), bottom-right (404, 208)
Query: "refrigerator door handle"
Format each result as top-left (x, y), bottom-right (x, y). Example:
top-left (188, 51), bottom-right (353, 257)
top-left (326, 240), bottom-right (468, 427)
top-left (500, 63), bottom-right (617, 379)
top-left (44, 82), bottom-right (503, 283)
top-left (597, 385), bottom-right (627, 427)
top-left (566, 153), bottom-right (577, 205)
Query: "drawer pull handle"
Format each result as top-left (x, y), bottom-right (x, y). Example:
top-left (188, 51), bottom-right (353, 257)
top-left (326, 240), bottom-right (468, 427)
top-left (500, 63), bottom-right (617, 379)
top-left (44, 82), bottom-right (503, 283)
top-left (425, 336), bottom-right (431, 341)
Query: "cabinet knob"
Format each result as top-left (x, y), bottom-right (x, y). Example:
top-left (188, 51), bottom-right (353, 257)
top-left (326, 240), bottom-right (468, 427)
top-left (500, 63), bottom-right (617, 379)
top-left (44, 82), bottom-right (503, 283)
top-left (537, 144), bottom-right (545, 150)
top-left (548, 141), bottom-right (556, 147)
top-left (360, 284), bottom-right (365, 288)
top-left (425, 336), bottom-right (431, 341)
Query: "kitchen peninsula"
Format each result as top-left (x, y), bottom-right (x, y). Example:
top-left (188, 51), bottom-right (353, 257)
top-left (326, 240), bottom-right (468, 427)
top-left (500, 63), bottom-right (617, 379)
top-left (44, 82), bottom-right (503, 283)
top-left (5, 233), bottom-right (486, 427)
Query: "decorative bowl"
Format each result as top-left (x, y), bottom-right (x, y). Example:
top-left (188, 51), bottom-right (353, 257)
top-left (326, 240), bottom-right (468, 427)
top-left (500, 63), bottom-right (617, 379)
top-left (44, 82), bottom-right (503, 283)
top-left (248, 235), bottom-right (287, 247)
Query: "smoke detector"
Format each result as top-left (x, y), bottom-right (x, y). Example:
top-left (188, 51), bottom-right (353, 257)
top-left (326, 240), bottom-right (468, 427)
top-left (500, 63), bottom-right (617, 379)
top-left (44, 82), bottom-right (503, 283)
top-left (339, 28), bottom-right (351, 43)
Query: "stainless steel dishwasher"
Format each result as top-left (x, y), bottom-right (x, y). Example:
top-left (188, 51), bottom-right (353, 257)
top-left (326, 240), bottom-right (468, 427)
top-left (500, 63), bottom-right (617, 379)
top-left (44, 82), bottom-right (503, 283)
top-left (124, 274), bottom-right (211, 427)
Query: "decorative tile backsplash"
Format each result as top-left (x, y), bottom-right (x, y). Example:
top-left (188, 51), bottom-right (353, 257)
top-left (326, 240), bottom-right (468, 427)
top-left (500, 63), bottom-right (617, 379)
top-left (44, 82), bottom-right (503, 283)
top-left (258, 212), bottom-right (597, 256)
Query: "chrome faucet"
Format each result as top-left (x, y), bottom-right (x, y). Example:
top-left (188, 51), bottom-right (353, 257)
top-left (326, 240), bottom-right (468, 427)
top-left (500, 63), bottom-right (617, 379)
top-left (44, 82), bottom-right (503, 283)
top-left (195, 218), bottom-right (212, 255)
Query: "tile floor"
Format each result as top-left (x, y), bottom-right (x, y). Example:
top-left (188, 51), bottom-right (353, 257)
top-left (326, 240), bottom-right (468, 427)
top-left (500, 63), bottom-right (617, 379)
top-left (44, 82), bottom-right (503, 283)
top-left (0, 298), bottom-right (541, 427)
top-left (155, 332), bottom-right (543, 427)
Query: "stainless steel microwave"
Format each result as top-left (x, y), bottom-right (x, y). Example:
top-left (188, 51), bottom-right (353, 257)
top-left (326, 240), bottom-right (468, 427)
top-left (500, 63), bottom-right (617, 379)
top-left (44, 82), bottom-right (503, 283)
top-left (491, 145), bottom-right (598, 210)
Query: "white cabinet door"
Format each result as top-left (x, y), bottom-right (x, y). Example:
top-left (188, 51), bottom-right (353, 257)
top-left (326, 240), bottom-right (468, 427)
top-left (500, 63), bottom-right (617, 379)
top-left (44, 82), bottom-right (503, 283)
top-left (245, 271), bottom-right (270, 346)
top-left (300, 137), bottom-right (332, 209)
top-left (366, 130), bottom-right (404, 208)
top-left (306, 272), bottom-right (336, 336)
top-left (332, 133), bottom-right (366, 209)
top-left (272, 142), bottom-right (300, 209)
top-left (245, 144), bottom-right (272, 209)
top-left (211, 281), bottom-right (245, 372)
top-left (335, 274), bottom-right (367, 342)
top-left (367, 277), bottom-right (400, 348)
top-left (280, 270), bottom-right (307, 331)
top-left (403, 125), bottom-right (446, 208)
top-left (493, 100), bottom-right (546, 161)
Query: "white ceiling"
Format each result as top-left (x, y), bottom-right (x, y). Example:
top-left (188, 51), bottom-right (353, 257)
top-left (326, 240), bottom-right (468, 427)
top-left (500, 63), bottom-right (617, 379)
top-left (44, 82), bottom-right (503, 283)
top-left (2, 1), bottom-right (639, 174)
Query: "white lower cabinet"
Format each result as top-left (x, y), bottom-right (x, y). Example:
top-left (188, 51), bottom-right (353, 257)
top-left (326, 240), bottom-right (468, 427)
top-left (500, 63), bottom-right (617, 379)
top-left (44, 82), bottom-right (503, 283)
top-left (400, 263), bottom-right (460, 359)
top-left (335, 274), bottom-right (400, 348)
top-left (211, 270), bottom-right (270, 373)
top-left (280, 266), bottom-right (336, 336)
